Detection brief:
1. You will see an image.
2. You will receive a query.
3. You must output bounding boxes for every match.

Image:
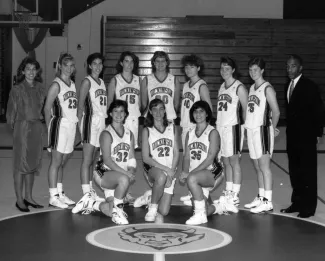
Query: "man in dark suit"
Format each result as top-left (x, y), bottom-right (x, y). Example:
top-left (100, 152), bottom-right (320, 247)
top-left (281, 54), bottom-right (324, 218)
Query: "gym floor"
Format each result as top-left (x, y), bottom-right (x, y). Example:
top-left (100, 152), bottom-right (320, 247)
top-left (1, 124), bottom-right (325, 261)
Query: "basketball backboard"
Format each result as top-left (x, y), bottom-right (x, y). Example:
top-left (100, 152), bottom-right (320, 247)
top-left (0, 0), bottom-right (63, 28)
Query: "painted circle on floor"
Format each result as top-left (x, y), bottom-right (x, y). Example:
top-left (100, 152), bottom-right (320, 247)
top-left (86, 223), bottom-right (232, 254)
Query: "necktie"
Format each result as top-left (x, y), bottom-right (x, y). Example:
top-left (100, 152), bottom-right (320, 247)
top-left (288, 80), bottom-right (294, 102)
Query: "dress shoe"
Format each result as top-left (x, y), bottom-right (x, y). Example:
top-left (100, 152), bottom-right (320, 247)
top-left (15, 202), bottom-right (30, 212)
top-left (24, 199), bottom-right (44, 209)
top-left (280, 205), bottom-right (300, 213)
top-left (297, 212), bottom-right (314, 218)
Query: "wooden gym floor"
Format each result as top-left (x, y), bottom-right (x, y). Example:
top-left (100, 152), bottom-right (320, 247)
top-left (1, 124), bottom-right (325, 261)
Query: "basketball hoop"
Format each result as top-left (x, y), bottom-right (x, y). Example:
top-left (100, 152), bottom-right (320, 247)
top-left (14, 11), bottom-right (34, 31)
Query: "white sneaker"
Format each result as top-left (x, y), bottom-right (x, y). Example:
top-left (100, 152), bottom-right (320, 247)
top-left (124, 193), bottom-right (135, 205)
top-left (145, 204), bottom-right (158, 222)
top-left (227, 191), bottom-right (240, 206)
top-left (155, 213), bottom-right (164, 224)
top-left (218, 190), bottom-right (230, 202)
top-left (133, 190), bottom-right (152, 208)
top-left (112, 205), bottom-right (129, 225)
top-left (214, 197), bottom-right (239, 214)
top-left (59, 192), bottom-right (75, 205)
top-left (186, 209), bottom-right (207, 225)
top-left (72, 192), bottom-right (95, 214)
top-left (183, 200), bottom-right (192, 206)
top-left (180, 193), bottom-right (192, 202)
top-left (250, 198), bottom-right (273, 214)
top-left (49, 194), bottom-right (69, 209)
top-left (244, 195), bottom-right (262, 209)
top-left (90, 188), bottom-right (105, 203)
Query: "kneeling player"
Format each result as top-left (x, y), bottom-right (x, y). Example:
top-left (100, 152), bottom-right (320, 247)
top-left (179, 101), bottom-right (237, 225)
top-left (134, 99), bottom-right (179, 222)
top-left (72, 100), bottom-right (136, 225)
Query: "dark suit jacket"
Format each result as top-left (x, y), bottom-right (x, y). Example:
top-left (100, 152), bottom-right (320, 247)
top-left (285, 75), bottom-right (324, 145)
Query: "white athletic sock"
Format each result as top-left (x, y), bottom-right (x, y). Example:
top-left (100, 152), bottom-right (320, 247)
top-left (232, 184), bottom-right (241, 193)
top-left (114, 197), bottom-right (124, 207)
top-left (49, 188), bottom-right (58, 197)
top-left (264, 190), bottom-right (272, 201)
top-left (258, 188), bottom-right (265, 197)
top-left (149, 203), bottom-right (158, 209)
top-left (82, 184), bottom-right (91, 194)
top-left (194, 200), bottom-right (205, 211)
top-left (90, 181), bottom-right (93, 189)
top-left (226, 182), bottom-right (233, 191)
top-left (57, 183), bottom-right (63, 194)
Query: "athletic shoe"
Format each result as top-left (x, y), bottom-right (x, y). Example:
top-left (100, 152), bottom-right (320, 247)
top-left (145, 204), bottom-right (158, 222)
top-left (133, 190), bottom-right (152, 208)
top-left (218, 190), bottom-right (230, 202)
top-left (155, 213), bottom-right (164, 224)
top-left (180, 193), bottom-right (192, 202)
top-left (72, 192), bottom-right (95, 214)
top-left (228, 191), bottom-right (240, 206)
top-left (250, 198), bottom-right (273, 214)
top-left (185, 209), bottom-right (207, 225)
top-left (124, 193), bottom-right (135, 205)
top-left (112, 204), bottom-right (129, 225)
top-left (90, 188), bottom-right (105, 203)
top-left (183, 200), bottom-right (192, 206)
top-left (59, 192), bottom-right (75, 205)
top-left (214, 197), bottom-right (239, 214)
top-left (49, 194), bottom-right (69, 209)
top-left (244, 195), bottom-right (262, 209)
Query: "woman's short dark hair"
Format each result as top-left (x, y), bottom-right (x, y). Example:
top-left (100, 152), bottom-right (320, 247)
top-left (189, 100), bottom-right (213, 124)
top-left (86, 52), bottom-right (104, 75)
top-left (220, 56), bottom-right (239, 79)
top-left (151, 51), bottom-right (170, 73)
top-left (145, 98), bottom-right (168, 128)
top-left (107, 99), bottom-right (129, 125)
top-left (115, 51), bottom-right (139, 75)
top-left (181, 54), bottom-right (205, 77)
top-left (248, 57), bottom-right (266, 70)
top-left (16, 57), bottom-right (42, 84)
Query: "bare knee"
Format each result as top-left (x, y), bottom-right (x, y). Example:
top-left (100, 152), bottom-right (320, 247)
top-left (155, 172), bottom-right (167, 186)
top-left (187, 174), bottom-right (197, 187)
top-left (118, 174), bottom-right (130, 189)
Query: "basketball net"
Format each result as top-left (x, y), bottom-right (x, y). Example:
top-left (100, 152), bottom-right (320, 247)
top-left (14, 11), bottom-right (36, 44)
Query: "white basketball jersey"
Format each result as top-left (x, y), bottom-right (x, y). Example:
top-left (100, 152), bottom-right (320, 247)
top-left (115, 74), bottom-right (141, 118)
top-left (217, 80), bottom-right (243, 127)
top-left (101, 125), bottom-right (132, 171)
top-left (51, 77), bottom-right (78, 123)
top-left (187, 125), bottom-right (215, 172)
top-left (84, 76), bottom-right (107, 118)
top-left (245, 82), bottom-right (272, 129)
top-left (180, 79), bottom-right (205, 128)
top-left (148, 124), bottom-right (175, 169)
top-left (147, 73), bottom-right (176, 120)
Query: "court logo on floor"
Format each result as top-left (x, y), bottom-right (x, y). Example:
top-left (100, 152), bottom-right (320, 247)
top-left (86, 223), bottom-right (232, 254)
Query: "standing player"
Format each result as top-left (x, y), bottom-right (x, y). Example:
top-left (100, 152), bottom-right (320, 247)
top-left (107, 51), bottom-right (141, 204)
top-left (216, 57), bottom-right (248, 206)
top-left (141, 51), bottom-right (181, 122)
top-left (179, 101), bottom-right (237, 225)
top-left (44, 53), bottom-right (78, 208)
top-left (107, 51), bottom-right (141, 148)
top-left (179, 54), bottom-right (213, 204)
top-left (135, 99), bottom-right (179, 222)
top-left (72, 100), bottom-right (136, 225)
top-left (244, 57), bottom-right (280, 214)
top-left (75, 53), bottom-right (107, 204)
